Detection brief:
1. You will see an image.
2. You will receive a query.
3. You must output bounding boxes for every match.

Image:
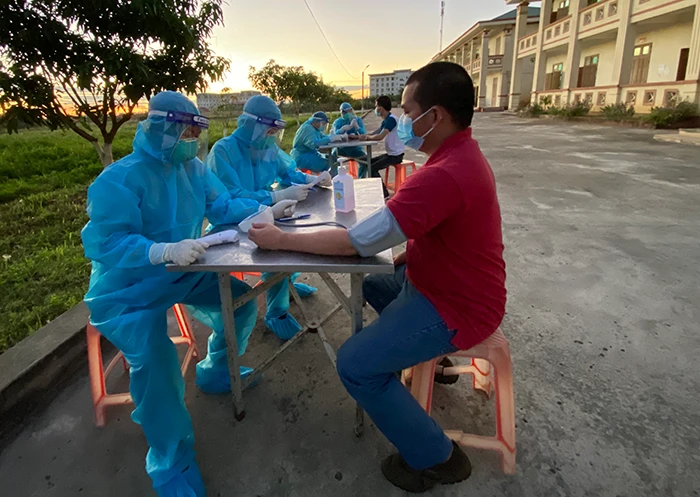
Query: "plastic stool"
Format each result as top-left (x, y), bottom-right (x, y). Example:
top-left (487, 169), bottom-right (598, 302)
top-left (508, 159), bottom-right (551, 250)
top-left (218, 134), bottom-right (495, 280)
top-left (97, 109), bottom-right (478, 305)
top-left (405, 328), bottom-right (516, 474)
top-left (87, 303), bottom-right (200, 427)
top-left (383, 160), bottom-right (417, 193)
top-left (347, 160), bottom-right (359, 178)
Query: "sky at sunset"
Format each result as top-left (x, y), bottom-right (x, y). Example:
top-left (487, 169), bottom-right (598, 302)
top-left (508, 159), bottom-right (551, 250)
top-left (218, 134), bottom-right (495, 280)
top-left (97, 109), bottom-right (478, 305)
top-left (207, 0), bottom-right (514, 93)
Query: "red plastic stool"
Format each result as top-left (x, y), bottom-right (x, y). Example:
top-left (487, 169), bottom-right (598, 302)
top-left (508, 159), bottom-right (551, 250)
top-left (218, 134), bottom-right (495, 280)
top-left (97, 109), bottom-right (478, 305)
top-left (347, 160), bottom-right (359, 178)
top-left (383, 160), bottom-right (417, 193)
top-left (404, 328), bottom-right (516, 474)
top-left (87, 303), bottom-right (200, 427)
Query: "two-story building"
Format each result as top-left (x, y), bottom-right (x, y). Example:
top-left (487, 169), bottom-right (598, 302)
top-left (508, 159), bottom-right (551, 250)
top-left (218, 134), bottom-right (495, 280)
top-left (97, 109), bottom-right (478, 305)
top-left (513, 0), bottom-right (700, 112)
top-left (433, 0), bottom-right (700, 113)
top-left (431, 7), bottom-right (542, 109)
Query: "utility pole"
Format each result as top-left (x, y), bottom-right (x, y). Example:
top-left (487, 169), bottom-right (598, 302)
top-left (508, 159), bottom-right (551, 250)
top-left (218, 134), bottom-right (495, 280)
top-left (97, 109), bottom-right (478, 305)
top-left (361, 64), bottom-right (370, 111)
top-left (439, 1), bottom-right (445, 52)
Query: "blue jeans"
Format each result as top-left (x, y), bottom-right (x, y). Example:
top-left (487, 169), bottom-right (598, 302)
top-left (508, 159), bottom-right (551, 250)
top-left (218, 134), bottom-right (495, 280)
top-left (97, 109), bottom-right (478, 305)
top-left (336, 265), bottom-right (458, 470)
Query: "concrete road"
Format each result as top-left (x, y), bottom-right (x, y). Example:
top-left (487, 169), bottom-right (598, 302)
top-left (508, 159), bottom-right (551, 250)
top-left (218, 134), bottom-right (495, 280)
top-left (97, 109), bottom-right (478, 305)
top-left (1, 114), bottom-right (699, 497)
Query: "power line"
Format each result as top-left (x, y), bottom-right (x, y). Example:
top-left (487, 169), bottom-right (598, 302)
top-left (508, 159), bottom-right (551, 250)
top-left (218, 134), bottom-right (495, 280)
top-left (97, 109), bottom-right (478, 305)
top-left (302, 0), bottom-right (358, 80)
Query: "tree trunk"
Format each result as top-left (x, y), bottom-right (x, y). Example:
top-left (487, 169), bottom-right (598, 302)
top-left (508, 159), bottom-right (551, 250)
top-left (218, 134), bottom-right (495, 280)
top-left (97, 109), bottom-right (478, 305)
top-left (93, 141), bottom-right (114, 167)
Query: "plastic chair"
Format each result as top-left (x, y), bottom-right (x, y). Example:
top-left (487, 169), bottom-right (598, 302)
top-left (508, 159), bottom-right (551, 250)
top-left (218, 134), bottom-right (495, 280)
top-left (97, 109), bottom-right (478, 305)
top-left (87, 304), bottom-right (200, 427)
top-left (404, 328), bottom-right (516, 474)
top-left (383, 161), bottom-right (417, 193)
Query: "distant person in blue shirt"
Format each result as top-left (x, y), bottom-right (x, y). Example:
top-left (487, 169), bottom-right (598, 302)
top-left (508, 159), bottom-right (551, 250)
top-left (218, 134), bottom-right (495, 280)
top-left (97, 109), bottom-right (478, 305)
top-left (360, 95), bottom-right (405, 198)
top-left (332, 102), bottom-right (368, 177)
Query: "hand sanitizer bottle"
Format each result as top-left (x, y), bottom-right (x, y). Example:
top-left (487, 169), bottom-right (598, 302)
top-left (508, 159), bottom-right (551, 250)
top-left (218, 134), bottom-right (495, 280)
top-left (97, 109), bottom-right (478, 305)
top-left (333, 165), bottom-right (355, 213)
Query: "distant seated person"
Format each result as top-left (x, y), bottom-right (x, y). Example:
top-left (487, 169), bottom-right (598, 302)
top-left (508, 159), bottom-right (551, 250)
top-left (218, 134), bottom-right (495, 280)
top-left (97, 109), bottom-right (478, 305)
top-left (332, 102), bottom-right (368, 177)
top-left (360, 95), bottom-right (405, 198)
top-left (291, 111), bottom-right (346, 175)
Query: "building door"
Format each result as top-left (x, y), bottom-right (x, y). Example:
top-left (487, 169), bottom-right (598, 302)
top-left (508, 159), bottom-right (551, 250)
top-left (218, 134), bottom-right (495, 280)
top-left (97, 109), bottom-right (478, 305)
top-left (630, 43), bottom-right (652, 84)
top-left (676, 48), bottom-right (689, 81)
top-left (578, 54), bottom-right (599, 87)
top-left (492, 77), bottom-right (499, 107)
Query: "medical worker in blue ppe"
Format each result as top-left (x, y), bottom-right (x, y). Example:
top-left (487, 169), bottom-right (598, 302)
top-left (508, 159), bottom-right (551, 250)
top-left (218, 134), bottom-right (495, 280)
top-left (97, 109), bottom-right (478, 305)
top-left (81, 91), bottom-right (286, 497)
top-left (207, 95), bottom-right (331, 340)
top-left (332, 102), bottom-right (368, 177)
top-left (291, 111), bottom-right (346, 175)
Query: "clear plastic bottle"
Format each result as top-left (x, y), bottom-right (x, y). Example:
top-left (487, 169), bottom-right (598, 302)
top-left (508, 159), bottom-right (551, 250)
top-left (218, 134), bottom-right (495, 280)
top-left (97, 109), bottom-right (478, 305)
top-left (333, 165), bottom-right (355, 213)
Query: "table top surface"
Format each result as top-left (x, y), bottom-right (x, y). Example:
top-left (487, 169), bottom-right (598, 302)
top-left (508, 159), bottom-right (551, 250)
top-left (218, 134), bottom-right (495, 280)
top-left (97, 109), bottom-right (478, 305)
top-left (318, 140), bottom-right (377, 150)
top-left (168, 179), bottom-right (394, 274)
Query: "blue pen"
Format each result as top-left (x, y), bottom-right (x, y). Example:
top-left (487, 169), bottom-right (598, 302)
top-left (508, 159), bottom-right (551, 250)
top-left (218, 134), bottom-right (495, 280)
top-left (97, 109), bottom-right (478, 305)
top-left (278, 214), bottom-right (311, 222)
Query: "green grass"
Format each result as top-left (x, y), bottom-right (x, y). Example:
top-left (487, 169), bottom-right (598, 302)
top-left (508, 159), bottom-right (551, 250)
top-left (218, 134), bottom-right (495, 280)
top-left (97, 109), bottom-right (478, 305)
top-left (0, 113), bottom-right (310, 354)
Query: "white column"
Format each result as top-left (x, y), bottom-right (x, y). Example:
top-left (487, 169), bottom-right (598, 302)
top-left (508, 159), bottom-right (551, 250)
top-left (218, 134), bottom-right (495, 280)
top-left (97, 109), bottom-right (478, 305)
top-left (509, 2), bottom-right (530, 109)
top-left (502, 28), bottom-right (515, 108)
top-left (478, 31), bottom-right (490, 108)
top-left (610, 0), bottom-right (635, 104)
top-left (684, 0), bottom-right (700, 104)
top-left (562, 0), bottom-right (583, 103)
top-left (532, 0), bottom-right (553, 95)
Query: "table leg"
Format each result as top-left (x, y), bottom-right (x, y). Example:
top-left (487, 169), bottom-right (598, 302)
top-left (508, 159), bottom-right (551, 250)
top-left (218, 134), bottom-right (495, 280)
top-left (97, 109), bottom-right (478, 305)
top-left (217, 272), bottom-right (245, 421)
top-left (350, 273), bottom-right (365, 437)
top-left (365, 145), bottom-right (373, 179)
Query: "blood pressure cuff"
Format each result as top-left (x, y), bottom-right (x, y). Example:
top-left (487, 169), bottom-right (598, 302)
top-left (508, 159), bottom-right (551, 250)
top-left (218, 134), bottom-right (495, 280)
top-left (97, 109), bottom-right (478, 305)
top-left (348, 206), bottom-right (407, 257)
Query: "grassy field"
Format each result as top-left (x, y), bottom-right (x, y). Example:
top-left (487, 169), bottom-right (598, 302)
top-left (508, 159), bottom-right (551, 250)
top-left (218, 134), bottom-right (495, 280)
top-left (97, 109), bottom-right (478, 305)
top-left (0, 112), bottom-right (323, 354)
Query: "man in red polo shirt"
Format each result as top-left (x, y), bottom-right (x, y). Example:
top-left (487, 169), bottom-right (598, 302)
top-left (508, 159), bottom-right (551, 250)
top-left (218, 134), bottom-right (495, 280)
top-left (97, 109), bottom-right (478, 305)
top-left (248, 61), bottom-right (506, 493)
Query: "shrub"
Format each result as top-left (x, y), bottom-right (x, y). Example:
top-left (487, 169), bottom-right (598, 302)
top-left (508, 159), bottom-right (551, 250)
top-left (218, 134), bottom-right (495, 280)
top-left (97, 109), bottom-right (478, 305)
top-left (645, 101), bottom-right (700, 128)
top-left (522, 103), bottom-right (546, 117)
top-left (601, 103), bottom-right (635, 120)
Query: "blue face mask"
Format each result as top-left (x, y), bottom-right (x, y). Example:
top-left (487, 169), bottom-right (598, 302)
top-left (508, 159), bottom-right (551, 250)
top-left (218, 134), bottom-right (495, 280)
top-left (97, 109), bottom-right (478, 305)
top-left (374, 108), bottom-right (381, 117)
top-left (397, 107), bottom-right (436, 151)
top-left (170, 138), bottom-right (199, 163)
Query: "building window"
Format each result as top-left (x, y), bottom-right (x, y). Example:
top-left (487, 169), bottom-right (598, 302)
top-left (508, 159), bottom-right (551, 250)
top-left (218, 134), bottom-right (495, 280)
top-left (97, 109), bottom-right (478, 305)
top-left (495, 36), bottom-right (501, 55)
top-left (597, 92), bottom-right (607, 106)
top-left (583, 12), bottom-right (592, 25)
top-left (677, 48), bottom-right (689, 81)
top-left (596, 7), bottom-right (605, 21)
top-left (664, 90), bottom-right (679, 106)
top-left (643, 90), bottom-right (656, 106)
top-left (564, 21), bottom-right (570, 33)
top-left (545, 63), bottom-right (564, 90)
top-left (630, 43), bottom-right (652, 84)
top-left (609, 2), bottom-right (618, 16)
top-left (578, 54), bottom-right (599, 87)
top-left (626, 91), bottom-right (637, 106)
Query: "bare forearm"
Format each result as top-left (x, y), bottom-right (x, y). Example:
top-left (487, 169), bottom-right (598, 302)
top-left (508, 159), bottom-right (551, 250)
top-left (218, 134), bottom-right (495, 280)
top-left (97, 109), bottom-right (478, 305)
top-left (281, 229), bottom-right (358, 256)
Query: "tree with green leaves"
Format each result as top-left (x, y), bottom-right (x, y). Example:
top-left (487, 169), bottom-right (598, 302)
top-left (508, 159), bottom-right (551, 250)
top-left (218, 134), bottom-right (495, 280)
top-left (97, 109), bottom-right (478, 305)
top-left (0, 0), bottom-right (230, 166)
top-left (248, 59), bottom-right (335, 124)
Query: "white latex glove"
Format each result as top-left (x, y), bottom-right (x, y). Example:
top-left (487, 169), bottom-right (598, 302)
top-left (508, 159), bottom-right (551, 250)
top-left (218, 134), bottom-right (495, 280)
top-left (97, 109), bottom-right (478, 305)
top-left (330, 134), bottom-right (347, 143)
top-left (149, 239), bottom-right (208, 266)
top-left (271, 199), bottom-right (297, 219)
top-left (338, 124), bottom-right (353, 133)
top-left (316, 171), bottom-right (332, 187)
top-left (351, 118), bottom-right (359, 130)
top-left (271, 184), bottom-right (312, 203)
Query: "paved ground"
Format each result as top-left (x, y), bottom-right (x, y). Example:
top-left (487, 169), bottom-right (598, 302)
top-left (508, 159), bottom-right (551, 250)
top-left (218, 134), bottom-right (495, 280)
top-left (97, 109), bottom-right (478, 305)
top-left (2, 113), bottom-right (700, 497)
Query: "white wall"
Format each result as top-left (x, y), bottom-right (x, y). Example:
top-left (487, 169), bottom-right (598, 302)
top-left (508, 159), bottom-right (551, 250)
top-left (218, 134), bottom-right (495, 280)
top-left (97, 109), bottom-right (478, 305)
top-left (635, 22), bottom-right (693, 83)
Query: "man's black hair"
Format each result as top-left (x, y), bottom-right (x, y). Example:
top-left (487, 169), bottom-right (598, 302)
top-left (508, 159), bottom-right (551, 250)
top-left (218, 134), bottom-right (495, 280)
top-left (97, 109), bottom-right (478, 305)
top-left (375, 95), bottom-right (392, 111)
top-left (406, 62), bottom-right (474, 129)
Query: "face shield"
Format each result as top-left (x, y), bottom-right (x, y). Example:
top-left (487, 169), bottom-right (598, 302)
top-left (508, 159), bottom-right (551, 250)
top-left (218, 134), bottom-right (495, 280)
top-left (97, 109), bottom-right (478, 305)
top-left (241, 111), bottom-right (286, 149)
top-left (148, 109), bottom-right (210, 162)
top-left (341, 108), bottom-right (355, 123)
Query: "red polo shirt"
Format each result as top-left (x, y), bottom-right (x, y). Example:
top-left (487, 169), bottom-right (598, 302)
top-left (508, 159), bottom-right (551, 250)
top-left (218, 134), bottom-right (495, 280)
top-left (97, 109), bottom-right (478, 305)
top-left (387, 128), bottom-right (506, 350)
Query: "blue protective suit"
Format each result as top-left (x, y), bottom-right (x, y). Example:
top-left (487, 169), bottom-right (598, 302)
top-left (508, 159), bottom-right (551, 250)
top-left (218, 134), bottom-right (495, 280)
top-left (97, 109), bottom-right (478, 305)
top-left (291, 116), bottom-right (336, 173)
top-left (206, 95), bottom-right (316, 340)
top-left (82, 91), bottom-right (260, 496)
top-left (333, 103), bottom-right (368, 177)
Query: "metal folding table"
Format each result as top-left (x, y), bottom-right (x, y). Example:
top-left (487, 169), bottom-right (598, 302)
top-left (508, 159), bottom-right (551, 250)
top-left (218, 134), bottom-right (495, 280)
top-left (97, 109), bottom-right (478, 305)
top-left (319, 140), bottom-right (377, 178)
top-left (167, 179), bottom-right (393, 436)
